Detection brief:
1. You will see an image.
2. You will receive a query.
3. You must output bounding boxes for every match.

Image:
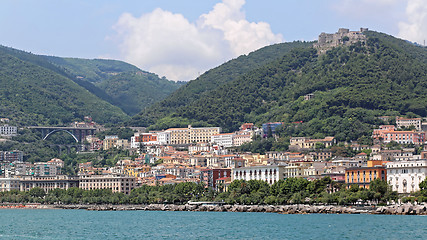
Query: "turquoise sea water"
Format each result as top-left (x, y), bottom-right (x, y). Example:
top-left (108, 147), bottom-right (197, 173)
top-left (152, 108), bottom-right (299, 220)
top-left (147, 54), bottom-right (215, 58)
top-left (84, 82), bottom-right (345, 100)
top-left (0, 209), bottom-right (425, 239)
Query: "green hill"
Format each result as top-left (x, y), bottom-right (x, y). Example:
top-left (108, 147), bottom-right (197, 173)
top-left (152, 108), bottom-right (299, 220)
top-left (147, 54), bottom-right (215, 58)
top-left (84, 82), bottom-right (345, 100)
top-left (0, 46), bottom-right (129, 126)
top-left (43, 57), bottom-right (140, 83)
top-left (128, 41), bottom-right (313, 126)
top-left (131, 31), bottom-right (427, 141)
top-left (96, 72), bottom-right (184, 115)
top-left (43, 56), bottom-right (184, 115)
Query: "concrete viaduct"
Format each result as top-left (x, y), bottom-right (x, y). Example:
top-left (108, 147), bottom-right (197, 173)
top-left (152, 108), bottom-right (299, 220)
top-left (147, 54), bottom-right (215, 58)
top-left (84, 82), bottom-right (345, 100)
top-left (28, 126), bottom-right (96, 143)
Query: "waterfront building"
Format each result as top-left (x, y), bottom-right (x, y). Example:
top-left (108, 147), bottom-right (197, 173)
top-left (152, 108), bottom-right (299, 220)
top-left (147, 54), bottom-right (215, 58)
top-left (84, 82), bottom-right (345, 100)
top-left (386, 160), bottom-right (427, 194)
top-left (200, 168), bottom-right (231, 189)
top-left (0, 177), bottom-right (20, 192)
top-left (19, 175), bottom-right (79, 192)
top-left (79, 174), bottom-right (135, 194)
top-left (345, 161), bottom-right (387, 189)
top-left (232, 165), bottom-right (285, 185)
top-left (215, 177), bottom-right (231, 192)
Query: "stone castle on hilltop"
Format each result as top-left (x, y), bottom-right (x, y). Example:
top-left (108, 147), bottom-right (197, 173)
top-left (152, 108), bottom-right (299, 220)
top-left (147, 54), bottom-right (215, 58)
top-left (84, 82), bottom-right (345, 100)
top-left (314, 28), bottom-right (368, 53)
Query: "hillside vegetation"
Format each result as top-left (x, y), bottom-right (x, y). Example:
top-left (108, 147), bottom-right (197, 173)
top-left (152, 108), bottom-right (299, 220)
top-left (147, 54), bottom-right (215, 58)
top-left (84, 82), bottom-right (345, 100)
top-left (129, 41), bottom-right (313, 126)
top-left (0, 46), bottom-right (129, 126)
top-left (44, 57), bottom-right (184, 116)
top-left (131, 31), bottom-right (427, 141)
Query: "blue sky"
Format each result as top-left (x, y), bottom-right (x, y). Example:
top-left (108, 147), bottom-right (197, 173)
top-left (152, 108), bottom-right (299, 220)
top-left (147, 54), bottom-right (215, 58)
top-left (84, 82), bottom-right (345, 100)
top-left (0, 0), bottom-right (425, 81)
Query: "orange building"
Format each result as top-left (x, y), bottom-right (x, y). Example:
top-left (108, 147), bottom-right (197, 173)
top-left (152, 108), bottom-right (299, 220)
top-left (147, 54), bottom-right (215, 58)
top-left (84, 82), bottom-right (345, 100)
top-left (345, 161), bottom-right (387, 188)
top-left (134, 133), bottom-right (157, 143)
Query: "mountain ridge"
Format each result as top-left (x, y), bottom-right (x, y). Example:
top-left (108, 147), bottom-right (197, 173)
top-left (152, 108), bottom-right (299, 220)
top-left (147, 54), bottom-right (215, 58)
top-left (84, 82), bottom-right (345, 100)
top-left (129, 31), bottom-right (427, 142)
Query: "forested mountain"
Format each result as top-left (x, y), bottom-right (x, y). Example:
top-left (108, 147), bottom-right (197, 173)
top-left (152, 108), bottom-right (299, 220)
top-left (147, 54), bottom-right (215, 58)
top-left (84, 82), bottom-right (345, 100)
top-left (0, 46), bottom-right (128, 126)
top-left (43, 57), bottom-right (140, 83)
top-left (43, 57), bottom-right (184, 115)
top-left (128, 41), bottom-right (313, 127)
top-left (130, 31), bottom-right (427, 141)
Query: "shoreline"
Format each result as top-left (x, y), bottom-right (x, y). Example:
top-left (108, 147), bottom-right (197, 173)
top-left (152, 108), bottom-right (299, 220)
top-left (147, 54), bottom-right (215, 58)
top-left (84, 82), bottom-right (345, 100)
top-left (1, 203), bottom-right (426, 215)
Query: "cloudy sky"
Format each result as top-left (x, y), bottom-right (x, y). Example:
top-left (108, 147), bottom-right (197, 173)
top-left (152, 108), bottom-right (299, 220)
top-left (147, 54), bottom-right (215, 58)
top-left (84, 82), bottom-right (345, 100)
top-left (0, 0), bottom-right (425, 81)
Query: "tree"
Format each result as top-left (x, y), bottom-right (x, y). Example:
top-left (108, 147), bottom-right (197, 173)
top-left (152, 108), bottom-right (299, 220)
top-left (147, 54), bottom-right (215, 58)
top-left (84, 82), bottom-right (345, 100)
top-left (29, 187), bottom-right (46, 199)
top-left (419, 177), bottom-right (427, 197)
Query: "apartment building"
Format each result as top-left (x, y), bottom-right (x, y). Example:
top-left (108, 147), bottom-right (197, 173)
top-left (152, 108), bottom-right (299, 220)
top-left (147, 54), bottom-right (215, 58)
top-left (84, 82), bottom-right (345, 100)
top-left (396, 117), bottom-right (422, 131)
top-left (79, 174), bottom-right (135, 195)
top-left (0, 125), bottom-right (17, 136)
top-left (386, 160), bottom-right (427, 193)
top-left (167, 125), bottom-right (221, 145)
top-left (232, 165), bottom-right (285, 185)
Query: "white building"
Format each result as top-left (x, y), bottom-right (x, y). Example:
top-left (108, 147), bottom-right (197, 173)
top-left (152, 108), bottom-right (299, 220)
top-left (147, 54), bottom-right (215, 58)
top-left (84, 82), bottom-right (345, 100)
top-left (157, 131), bottom-right (171, 145)
top-left (232, 165), bottom-right (286, 185)
top-left (396, 117), bottom-right (422, 131)
top-left (211, 133), bottom-right (234, 148)
top-left (0, 178), bottom-right (20, 192)
top-left (386, 160), bottom-right (427, 194)
top-left (0, 125), bottom-right (17, 136)
top-left (188, 142), bottom-right (212, 154)
top-left (233, 132), bottom-right (253, 147)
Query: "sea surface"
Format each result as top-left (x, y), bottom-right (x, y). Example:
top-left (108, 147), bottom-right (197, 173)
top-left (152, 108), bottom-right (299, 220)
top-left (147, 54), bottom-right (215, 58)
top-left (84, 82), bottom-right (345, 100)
top-left (0, 209), bottom-right (425, 239)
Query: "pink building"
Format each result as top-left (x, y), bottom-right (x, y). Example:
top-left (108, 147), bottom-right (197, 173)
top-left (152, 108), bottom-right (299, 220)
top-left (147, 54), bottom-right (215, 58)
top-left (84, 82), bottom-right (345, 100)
top-left (372, 125), bottom-right (425, 145)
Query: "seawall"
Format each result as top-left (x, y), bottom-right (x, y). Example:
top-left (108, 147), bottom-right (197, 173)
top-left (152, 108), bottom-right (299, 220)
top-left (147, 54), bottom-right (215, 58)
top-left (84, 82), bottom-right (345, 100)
top-left (44, 203), bottom-right (427, 215)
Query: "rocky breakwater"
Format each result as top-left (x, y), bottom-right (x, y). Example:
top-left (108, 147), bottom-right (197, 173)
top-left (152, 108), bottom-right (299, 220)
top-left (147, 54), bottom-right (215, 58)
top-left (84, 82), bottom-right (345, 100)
top-left (75, 203), bottom-right (427, 215)
top-left (374, 203), bottom-right (427, 215)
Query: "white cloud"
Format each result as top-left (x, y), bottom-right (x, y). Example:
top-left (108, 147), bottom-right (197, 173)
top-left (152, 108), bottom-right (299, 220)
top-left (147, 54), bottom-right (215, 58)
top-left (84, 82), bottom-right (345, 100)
top-left (398, 0), bottom-right (427, 44)
top-left (112, 0), bottom-right (283, 81)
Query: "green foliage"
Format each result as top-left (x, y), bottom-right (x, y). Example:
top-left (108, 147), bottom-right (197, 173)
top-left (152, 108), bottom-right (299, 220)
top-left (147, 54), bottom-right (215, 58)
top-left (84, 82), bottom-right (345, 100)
top-left (44, 57), bottom-right (185, 116)
top-left (419, 177), bottom-right (427, 198)
top-left (0, 45), bottom-right (129, 126)
top-left (96, 72), bottom-right (184, 115)
top-left (131, 32), bottom-right (426, 143)
top-left (0, 177), bottom-right (403, 205)
top-left (386, 141), bottom-right (402, 150)
top-left (129, 41), bottom-right (313, 128)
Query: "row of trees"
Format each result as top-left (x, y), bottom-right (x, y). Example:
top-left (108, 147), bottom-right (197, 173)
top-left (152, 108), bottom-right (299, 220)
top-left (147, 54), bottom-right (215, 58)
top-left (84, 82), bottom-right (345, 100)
top-left (2, 177), bottom-right (426, 205)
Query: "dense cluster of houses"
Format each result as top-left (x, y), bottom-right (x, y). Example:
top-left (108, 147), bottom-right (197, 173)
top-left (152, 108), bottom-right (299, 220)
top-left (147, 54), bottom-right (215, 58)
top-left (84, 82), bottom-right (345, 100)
top-left (0, 117), bottom-right (427, 196)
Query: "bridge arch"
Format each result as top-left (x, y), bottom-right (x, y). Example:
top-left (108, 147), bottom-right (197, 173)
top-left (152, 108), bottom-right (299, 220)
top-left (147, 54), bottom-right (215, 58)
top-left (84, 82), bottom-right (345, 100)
top-left (43, 129), bottom-right (79, 143)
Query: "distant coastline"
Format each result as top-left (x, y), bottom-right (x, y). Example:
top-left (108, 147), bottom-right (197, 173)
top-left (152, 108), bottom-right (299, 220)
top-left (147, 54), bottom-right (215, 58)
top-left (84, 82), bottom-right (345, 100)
top-left (1, 203), bottom-right (426, 215)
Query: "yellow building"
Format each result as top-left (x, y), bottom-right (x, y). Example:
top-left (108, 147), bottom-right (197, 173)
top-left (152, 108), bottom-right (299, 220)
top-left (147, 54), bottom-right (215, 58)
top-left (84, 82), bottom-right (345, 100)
top-left (79, 174), bottom-right (135, 194)
top-left (124, 165), bottom-right (151, 177)
top-left (166, 125), bottom-right (221, 145)
top-left (103, 136), bottom-right (118, 150)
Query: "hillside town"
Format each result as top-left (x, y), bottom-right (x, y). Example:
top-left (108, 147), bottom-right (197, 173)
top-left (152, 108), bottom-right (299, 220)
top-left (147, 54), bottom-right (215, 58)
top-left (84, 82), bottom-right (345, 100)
top-left (1, 116), bottom-right (427, 197)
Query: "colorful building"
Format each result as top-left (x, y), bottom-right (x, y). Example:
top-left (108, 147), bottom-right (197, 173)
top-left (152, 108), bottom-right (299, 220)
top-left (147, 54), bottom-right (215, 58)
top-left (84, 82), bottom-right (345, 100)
top-left (200, 168), bottom-right (231, 189)
top-left (345, 161), bottom-right (388, 189)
